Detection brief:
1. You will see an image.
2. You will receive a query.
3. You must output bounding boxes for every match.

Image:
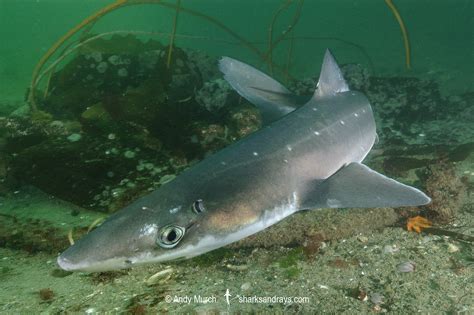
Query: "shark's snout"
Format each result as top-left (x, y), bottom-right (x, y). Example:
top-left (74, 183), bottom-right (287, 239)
top-left (57, 239), bottom-right (111, 272)
top-left (57, 247), bottom-right (131, 272)
top-left (57, 226), bottom-right (139, 272)
top-left (56, 207), bottom-right (164, 272)
top-left (56, 224), bottom-right (115, 272)
top-left (57, 243), bottom-right (95, 272)
top-left (57, 253), bottom-right (79, 271)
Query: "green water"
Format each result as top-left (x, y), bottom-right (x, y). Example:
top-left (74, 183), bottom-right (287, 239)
top-left (0, 0), bottom-right (472, 313)
top-left (1, 0), bottom-right (473, 105)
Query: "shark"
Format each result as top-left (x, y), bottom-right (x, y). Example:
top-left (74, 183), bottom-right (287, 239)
top-left (57, 50), bottom-right (430, 272)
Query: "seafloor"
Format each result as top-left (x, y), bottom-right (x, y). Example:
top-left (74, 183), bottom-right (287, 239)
top-left (0, 44), bottom-right (473, 313)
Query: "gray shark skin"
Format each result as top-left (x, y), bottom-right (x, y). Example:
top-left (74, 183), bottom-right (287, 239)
top-left (57, 50), bottom-right (430, 272)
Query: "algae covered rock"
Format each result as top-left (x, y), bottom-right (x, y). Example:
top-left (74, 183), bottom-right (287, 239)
top-left (4, 35), bottom-right (263, 211)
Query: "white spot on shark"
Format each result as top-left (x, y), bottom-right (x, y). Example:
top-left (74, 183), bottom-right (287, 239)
top-left (354, 113), bottom-right (359, 117)
top-left (312, 108), bottom-right (318, 111)
top-left (253, 152), bottom-right (259, 156)
top-left (286, 146), bottom-right (292, 151)
top-left (220, 161), bottom-right (227, 165)
top-left (340, 120), bottom-right (345, 125)
top-left (139, 224), bottom-right (157, 237)
top-left (169, 206), bottom-right (181, 214)
top-left (327, 199), bottom-right (341, 208)
top-left (314, 131), bottom-right (320, 135)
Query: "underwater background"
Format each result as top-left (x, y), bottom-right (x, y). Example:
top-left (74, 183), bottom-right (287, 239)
top-left (0, 0), bottom-right (472, 313)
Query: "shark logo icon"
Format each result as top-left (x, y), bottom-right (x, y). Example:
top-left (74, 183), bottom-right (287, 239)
top-left (224, 289), bottom-right (231, 306)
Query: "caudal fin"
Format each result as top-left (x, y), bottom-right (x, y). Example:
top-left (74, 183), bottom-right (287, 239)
top-left (219, 57), bottom-right (297, 124)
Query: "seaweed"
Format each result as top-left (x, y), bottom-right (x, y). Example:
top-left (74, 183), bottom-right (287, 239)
top-left (27, 0), bottom-right (409, 112)
top-left (11, 0), bottom-right (414, 213)
top-left (277, 247), bottom-right (305, 268)
top-left (38, 288), bottom-right (55, 302)
top-left (277, 247), bottom-right (305, 279)
top-left (384, 0), bottom-right (411, 69)
top-left (0, 214), bottom-right (70, 254)
top-left (3, 33), bottom-right (268, 211)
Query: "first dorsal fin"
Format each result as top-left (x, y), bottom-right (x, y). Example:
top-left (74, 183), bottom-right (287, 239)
top-left (314, 49), bottom-right (349, 98)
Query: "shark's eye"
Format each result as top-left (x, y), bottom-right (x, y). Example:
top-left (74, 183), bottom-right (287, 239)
top-left (192, 199), bottom-right (205, 214)
top-left (157, 225), bottom-right (185, 248)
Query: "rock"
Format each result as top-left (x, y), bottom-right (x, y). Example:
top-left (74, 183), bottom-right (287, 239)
top-left (159, 174), bottom-right (176, 185)
top-left (447, 243), bottom-right (459, 253)
top-left (241, 282), bottom-right (251, 291)
top-left (145, 268), bottom-right (173, 286)
top-left (67, 133), bottom-right (81, 142)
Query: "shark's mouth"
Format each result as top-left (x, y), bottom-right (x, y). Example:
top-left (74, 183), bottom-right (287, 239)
top-left (57, 254), bottom-right (132, 272)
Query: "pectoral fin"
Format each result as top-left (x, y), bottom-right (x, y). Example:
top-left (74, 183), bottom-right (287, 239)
top-left (302, 162), bottom-right (431, 209)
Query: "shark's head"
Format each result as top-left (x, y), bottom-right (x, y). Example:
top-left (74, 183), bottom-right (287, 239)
top-left (57, 190), bottom-right (206, 272)
top-left (57, 174), bottom-right (264, 272)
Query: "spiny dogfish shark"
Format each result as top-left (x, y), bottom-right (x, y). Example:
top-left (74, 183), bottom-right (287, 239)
top-left (57, 50), bottom-right (430, 272)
